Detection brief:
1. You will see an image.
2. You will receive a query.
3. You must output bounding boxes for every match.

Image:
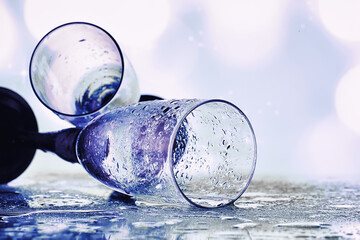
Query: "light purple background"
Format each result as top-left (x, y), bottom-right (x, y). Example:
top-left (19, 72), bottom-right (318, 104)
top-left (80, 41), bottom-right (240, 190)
top-left (1, 0), bottom-right (360, 181)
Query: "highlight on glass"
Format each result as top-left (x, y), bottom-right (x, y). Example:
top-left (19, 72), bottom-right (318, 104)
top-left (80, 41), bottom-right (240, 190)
top-left (1, 87), bottom-right (256, 208)
top-left (77, 99), bottom-right (257, 208)
top-left (29, 22), bottom-right (140, 126)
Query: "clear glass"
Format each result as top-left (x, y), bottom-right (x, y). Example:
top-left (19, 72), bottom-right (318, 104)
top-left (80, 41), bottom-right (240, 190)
top-left (76, 99), bottom-right (257, 208)
top-left (29, 22), bottom-right (140, 127)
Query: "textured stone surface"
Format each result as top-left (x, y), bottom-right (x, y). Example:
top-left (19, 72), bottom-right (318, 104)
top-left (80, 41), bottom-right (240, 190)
top-left (1, 173), bottom-right (359, 239)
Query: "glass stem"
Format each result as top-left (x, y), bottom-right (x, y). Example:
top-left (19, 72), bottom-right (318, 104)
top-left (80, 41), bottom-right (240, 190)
top-left (13, 128), bottom-right (82, 163)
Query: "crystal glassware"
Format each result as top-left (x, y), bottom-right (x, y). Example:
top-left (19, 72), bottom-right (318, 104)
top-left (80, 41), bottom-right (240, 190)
top-left (29, 22), bottom-right (140, 127)
top-left (1, 87), bottom-right (256, 208)
top-left (76, 99), bottom-right (257, 208)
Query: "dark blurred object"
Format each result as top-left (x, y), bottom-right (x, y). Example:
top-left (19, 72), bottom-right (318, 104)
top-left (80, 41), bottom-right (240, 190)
top-left (0, 87), bottom-right (38, 184)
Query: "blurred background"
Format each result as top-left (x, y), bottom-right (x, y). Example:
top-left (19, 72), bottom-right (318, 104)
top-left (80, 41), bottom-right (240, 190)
top-left (1, 0), bottom-right (360, 181)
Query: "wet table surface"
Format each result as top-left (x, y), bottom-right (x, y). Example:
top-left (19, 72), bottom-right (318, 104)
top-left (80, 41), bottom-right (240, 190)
top-left (1, 172), bottom-right (359, 239)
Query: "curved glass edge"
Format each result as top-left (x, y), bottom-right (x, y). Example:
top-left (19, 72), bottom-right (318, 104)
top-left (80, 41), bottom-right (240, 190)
top-left (168, 99), bottom-right (257, 208)
top-left (29, 21), bottom-right (125, 118)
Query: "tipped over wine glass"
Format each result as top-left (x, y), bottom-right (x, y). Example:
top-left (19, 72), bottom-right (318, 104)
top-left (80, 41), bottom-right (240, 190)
top-left (0, 87), bottom-right (256, 208)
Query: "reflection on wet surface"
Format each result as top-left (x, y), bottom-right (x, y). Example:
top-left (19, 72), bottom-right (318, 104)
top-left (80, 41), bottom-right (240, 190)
top-left (1, 173), bottom-right (360, 239)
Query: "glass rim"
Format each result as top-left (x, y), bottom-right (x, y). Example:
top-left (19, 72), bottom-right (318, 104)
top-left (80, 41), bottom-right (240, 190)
top-left (168, 99), bottom-right (257, 208)
top-left (29, 21), bottom-right (125, 117)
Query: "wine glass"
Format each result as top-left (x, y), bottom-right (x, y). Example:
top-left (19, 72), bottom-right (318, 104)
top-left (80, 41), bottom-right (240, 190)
top-left (1, 87), bottom-right (256, 208)
top-left (76, 99), bottom-right (257, 208)
top-left (29, 22), bottom-right (140, 127)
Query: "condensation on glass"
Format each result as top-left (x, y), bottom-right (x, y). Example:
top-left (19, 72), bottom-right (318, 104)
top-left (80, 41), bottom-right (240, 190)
top-left (29, 22), bottom-right (139, 126)
top-left (76, 99), bottom-right (256, 208)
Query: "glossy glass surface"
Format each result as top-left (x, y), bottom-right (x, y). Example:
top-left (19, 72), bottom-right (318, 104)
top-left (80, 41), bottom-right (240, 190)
top-left (30, 22), bottom-right (140, 127)
top-left (76, 99), bottom-right (256, 208)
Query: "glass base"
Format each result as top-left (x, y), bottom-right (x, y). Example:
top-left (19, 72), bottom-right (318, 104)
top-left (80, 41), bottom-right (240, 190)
top-left (0, 87), bottom-right (38, 184)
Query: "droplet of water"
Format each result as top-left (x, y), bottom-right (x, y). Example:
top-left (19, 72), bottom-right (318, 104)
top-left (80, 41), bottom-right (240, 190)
top-left (275, 222), bottom-right (322, 228)
top-left (331, 204), bottom-right (356, 209)
top-left (233, 222), bottom-right (258, 229)
top-left (221, 216), bottom-right (238, 220)
top-left (234, 202), bottom-right (264, 209)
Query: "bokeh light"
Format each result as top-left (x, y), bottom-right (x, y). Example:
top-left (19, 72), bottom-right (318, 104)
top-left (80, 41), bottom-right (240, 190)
top-left (202, 0), bottom-right (289, 67)
top-left (318, 0), bottom-right (360, 42)
top-left (298, 116), bottom-right (360, 178)
top-left (335, 65), bottom-right (360, 134)
top-left (0, 1), bottom-right (17, 67)
top-left (23, 0), bottom-right (171, 47)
